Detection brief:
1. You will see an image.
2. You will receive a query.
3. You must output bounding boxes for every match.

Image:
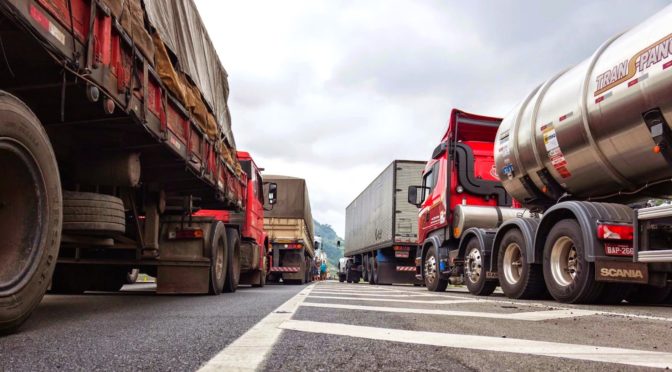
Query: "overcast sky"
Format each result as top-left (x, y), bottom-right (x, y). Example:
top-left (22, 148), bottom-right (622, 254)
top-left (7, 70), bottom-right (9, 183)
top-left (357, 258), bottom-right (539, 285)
top-left (195, 0), bottom-right (669, 237)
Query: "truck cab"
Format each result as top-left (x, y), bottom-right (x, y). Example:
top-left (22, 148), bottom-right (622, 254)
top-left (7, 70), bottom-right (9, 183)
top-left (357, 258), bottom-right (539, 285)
top-left (196, 151), bottom-right (276, 288)
top-left (409, 109), bottom-right (512, 291)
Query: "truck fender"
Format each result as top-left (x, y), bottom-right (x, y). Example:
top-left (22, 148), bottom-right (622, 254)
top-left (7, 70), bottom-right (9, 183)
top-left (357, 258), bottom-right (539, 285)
top-left (419, 235), bottom-right (444, 277)
top-left (457, 228), bottom-right (497, 269)
top-left (534, 201), bottom-right (633, 263)
top-left (491, 218), bottom-right (540, 271)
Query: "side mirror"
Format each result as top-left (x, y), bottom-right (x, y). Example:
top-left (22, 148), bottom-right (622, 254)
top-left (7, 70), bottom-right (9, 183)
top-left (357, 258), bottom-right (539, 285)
top-left (267, 182), bottom-right (277, 205)
top-left (407, 186), bottom-right (428, 207)
top-left (337, 241), bottom-right (341, 247)
top-left (314, 240), bottom-right (320, 250)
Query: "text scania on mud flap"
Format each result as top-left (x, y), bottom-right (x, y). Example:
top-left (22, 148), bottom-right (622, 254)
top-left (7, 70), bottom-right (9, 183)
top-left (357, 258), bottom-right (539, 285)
top-left (345, 160), bottom-right (425, 285)
top-left (408, 5), bottom-right (672, 304)
top-left (0, 0), bottom-right (276, 334)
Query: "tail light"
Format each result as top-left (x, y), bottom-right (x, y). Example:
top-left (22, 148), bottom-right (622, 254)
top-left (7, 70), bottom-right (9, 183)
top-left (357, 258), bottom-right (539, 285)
top-left (596, 223), bottom-right (633, 241)
top-left (284, 243), bottom-right (303, 249)
top-left (393, 246), bottom-right (410, 251)
top-left (168, 228), bottom-right (204, 240)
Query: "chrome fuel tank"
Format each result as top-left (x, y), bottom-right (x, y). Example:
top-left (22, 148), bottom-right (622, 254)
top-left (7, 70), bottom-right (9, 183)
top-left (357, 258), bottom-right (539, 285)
top-left (452, 205), bottom-right (537, 239)
top-left (495, 5), bottom-right (672, 207)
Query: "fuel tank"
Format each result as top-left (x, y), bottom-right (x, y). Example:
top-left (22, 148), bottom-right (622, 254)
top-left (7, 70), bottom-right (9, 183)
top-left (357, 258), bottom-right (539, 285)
top-left (495, 5), bottom-right (672, 207)
top-left (452, 205), bottom-right (536, 239)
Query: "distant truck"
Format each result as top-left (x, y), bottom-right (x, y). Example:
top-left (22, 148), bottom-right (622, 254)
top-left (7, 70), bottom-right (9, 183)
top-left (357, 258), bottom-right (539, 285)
top-left (195, 151), bottom-right (275, 289)
top-left (264, 176), bottom-right (315, 284)
top-left (345, 160), bottom-right (425, 284)
top-left (338, 257), bottom-right (352, 283)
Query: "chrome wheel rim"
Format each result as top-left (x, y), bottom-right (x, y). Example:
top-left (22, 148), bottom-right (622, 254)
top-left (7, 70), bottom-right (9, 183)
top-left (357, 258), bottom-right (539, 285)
top-left (465, 247), bottom-right (482, 284)
top-left (550, 236), bottom-right (577, 287)
top-left (425, 255), bottom-right (437, 284)
top-left (502, 243), bottom-right (523, 285)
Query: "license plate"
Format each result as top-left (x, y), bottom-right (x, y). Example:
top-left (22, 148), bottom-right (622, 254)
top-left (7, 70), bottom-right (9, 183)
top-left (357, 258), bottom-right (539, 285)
top-left (395, 251), bottom-right (410, 258)
top-left (604, 243), bottom-right (634, 256)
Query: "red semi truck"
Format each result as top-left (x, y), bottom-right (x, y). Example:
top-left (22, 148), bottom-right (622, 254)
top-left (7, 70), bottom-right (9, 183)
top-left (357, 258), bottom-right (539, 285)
top-left (195, 151), bottom-right (273, 289)
top-left (0, 0), bottom-right (277, 333)
top-left (409, 6), bottom-right (672, 304)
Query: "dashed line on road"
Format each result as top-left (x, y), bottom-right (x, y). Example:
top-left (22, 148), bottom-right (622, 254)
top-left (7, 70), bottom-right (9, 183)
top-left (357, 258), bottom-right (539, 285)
top-left (198, 284), bottom-right (315, 372)
top-left (279, 320), bottom-right (672, 369)
top-left (300, 302), bottom-right (599, 321)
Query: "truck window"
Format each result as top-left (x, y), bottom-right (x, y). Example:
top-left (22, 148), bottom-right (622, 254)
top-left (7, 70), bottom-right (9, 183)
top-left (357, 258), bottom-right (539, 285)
top-left (256, 171), bottom-right (264, 203)
top-left (422, 168), bottom-right (434, 201)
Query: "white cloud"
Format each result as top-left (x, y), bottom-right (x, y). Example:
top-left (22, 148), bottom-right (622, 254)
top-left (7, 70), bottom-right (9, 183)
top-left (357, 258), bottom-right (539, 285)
top-left (195, 0), bottom-right (669, 236)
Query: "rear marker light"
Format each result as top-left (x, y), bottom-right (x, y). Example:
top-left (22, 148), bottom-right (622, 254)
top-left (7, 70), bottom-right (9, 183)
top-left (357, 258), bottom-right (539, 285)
top-left (168, 229), bottom-right (204, 240)
top-left (596, 224), bottom-right (633, 241)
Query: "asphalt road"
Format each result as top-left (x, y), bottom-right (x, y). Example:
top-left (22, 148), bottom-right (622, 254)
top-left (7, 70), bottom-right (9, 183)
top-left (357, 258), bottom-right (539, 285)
top-left (0, 283), bottom-right (305, 371)
top-left (2, 282), bottom-right (672, 371)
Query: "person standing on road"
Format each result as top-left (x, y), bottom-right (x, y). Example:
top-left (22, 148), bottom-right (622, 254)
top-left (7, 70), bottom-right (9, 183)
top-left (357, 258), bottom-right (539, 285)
top-left (320, 261), bottom-right (327, 281)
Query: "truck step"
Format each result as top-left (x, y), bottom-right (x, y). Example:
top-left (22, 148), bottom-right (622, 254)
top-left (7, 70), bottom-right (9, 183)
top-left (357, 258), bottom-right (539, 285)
top-left (637, 250), bottom-right (672, 263)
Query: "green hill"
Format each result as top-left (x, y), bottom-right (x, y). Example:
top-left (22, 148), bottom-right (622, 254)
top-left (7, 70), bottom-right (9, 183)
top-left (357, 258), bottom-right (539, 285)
top-left (314, 220), bottom-right (344, 270)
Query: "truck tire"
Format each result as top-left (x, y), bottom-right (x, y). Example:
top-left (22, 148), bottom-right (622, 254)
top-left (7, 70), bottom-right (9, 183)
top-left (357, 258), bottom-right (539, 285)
top-left (252, 258), bottom-right (266, 288)
top-left (368, 257), bottom-right (376, 285)
top-left (497, 229), bottom-right (545, 299)
top-left (209, 222), bottom-right (228, 295)
top-left (543, 219), bottom-right (602, 304)
top-left (362, 256), bottom-right (369, 283)
top-left (62, 191), bottom-right (125, 234)
top-left (339, 274), bottom-right (345, 283)
top-left (0, 92), bottom-right (62, 334)
top-left (223, 229), bottom-right (240, 293)
top-left (424, 246), bottom-right (448, 292)
top-left (464, 238), bottom-right (496, 296)
top-left (625, 284), bottom-right (672, 304)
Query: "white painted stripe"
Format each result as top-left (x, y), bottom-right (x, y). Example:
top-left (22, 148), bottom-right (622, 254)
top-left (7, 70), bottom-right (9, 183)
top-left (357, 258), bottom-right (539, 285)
top-left (313, 289), bottom-right (446, 297)
top-left (199, 284), bottom-right (315, 371)
top-left (426, 291), bottom-right (672, 323)
top-left (300, 302), bottom-right (598, 321)
top-left (308, 295), bottom-right (479, 305)
top-left (279, 320), bottom-right (672, 369)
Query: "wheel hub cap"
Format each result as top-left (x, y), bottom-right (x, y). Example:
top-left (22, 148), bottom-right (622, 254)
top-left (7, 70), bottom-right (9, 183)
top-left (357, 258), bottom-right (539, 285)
top-left (502, 243), bottom-right (523, 285)
top-left (465, 247), bottom-right (482, 284)
top-left (550, 236), bottom-right (577, 287)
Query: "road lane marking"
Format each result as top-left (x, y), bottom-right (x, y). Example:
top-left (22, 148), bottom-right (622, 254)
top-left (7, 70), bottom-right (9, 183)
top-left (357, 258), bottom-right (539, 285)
top-left (199, 284), bottom-right (315, 372)
top-left (311, 290), bottom-right (444, 298)
top-left (279, 320), bottom-right (672, 369)
top-left (413, 291), bottom-right (672, 323)
top-left (300, 302), bottom-right (598, 321)
top-left (308, 295), bottom-right (480, 305)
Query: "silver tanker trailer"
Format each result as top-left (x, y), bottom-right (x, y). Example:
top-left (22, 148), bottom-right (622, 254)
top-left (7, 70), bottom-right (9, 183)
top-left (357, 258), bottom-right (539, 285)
top-left (455, 4), bottom-right (672, 304)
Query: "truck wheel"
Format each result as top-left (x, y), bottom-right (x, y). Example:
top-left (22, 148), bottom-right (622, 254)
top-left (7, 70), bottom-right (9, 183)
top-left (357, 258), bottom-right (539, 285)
top-left (0, 92), bottom-right (62, 334)
top-left (497, 229), bottom-right (545, 299)
top-left (252, 258), bottom-right (266, 288)
top-left (62, 191), bottom-right (125, 234)
top-left (543, 219), bottom-right (602, 304)
top-left (223, 229), bottom-right (240, 293)
top-left (368, 257), bottom-right (376, 285)
top-left (424, 247), bottom-right (448, 292)
top-left (362, 256), bottom-right (369, 283)
top-left (209, 222), bottom-right (228, 295)
top-left (625, 284), bottom-right (672, 304)
top-left (464, 238), bottom-right (496, 296)
top-left (339, 274), bottom-right (345, 283)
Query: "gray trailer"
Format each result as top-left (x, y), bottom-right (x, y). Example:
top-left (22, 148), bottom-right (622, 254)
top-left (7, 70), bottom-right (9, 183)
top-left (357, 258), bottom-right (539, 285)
top-left (264, 175), bottom-right (315, 284)
top-left (345, 160), bottom-right (425, 284)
